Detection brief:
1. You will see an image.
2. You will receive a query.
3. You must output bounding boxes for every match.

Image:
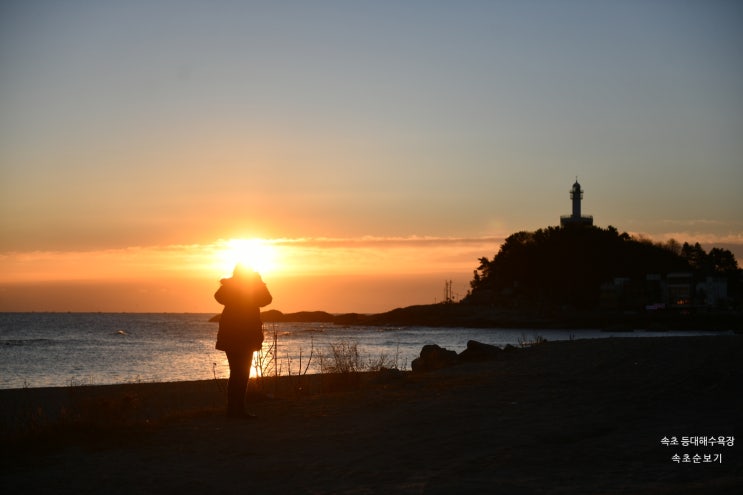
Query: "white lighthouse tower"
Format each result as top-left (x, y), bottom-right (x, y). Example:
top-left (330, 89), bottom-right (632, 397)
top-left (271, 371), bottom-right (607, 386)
top-left (560, 179), bottom-right (593, 226)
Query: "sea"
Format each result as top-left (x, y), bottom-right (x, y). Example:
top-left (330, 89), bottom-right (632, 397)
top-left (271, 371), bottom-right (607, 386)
top-left (0, 312), bottom-right (733, 390)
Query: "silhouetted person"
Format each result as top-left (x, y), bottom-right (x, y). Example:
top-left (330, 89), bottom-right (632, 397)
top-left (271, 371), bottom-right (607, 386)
top-left (214, 264), bottom-right (272, 418)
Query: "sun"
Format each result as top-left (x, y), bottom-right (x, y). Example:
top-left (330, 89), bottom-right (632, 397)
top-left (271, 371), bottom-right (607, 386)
top-left (217, 238), bottom-right (279, 277)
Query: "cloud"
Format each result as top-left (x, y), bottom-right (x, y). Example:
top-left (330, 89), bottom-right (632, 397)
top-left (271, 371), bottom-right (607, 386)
top-left (632, 225), bottom-right (743, 246)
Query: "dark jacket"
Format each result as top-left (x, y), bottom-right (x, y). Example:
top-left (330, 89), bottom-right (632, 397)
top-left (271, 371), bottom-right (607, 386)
top-left (214, 272), bottom-right (272, 352)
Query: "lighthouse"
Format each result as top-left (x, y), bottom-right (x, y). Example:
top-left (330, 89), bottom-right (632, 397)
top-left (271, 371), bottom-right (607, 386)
top-left (560, 179), bottom-right (593, 226)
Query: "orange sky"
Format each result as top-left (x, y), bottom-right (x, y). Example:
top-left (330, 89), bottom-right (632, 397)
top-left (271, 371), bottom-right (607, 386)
top-left (0, 237), bottom-right (502, 313)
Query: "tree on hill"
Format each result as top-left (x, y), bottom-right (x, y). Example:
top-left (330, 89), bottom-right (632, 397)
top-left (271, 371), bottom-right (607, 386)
top-left (465, 225), bottom-right (740, 310)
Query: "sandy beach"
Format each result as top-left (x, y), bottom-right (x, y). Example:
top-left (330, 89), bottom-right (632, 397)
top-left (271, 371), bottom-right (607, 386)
top-left (2, 335), bottom-right (741, 494)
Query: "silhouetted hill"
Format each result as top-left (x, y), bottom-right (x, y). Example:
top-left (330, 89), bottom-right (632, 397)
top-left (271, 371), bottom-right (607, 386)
top-left (466, 225), bottom-right (741, 311)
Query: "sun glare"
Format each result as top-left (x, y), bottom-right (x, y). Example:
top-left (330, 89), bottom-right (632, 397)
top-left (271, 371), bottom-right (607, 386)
top-left (217, 238), bottom-right (278, 277)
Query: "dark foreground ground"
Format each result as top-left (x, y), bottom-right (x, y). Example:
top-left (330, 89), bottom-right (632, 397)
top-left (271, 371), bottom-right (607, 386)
top-left (2, 336), bottom-right (741, 494)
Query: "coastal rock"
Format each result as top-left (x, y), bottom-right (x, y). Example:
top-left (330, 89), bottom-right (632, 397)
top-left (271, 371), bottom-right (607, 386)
top-left (411, 344), bottom-right (459, 372)
top-left (458, 340), bottom-right (502, 362)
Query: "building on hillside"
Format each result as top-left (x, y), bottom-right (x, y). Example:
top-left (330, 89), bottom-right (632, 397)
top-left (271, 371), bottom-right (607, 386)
top-left (600, 272), bottom-right (685, 310)
top-left (560, 179), bottom-right (593, 227)
top-left (666, 272), bottom-right (693, 306)
top-left (696, 276), bottom-right (728, 308)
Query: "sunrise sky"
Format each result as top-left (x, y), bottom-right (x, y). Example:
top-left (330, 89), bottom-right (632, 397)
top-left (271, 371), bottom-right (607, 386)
top-left (1, 1), bottom-right (742, 313)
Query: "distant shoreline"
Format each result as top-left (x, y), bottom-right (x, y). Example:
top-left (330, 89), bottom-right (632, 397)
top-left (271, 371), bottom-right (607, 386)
top-left (4, 306), bottom-right (741, 331)
top-left (261, 304), bottom-right (743, 331)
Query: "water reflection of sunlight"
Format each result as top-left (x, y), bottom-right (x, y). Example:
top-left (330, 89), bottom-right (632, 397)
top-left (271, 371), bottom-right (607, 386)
top-left (211, 349), bottom-right (274, 380)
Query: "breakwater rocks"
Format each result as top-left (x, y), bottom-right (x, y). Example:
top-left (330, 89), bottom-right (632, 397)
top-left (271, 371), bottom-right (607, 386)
top-left (411, 340), bottom-right (520, 373)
